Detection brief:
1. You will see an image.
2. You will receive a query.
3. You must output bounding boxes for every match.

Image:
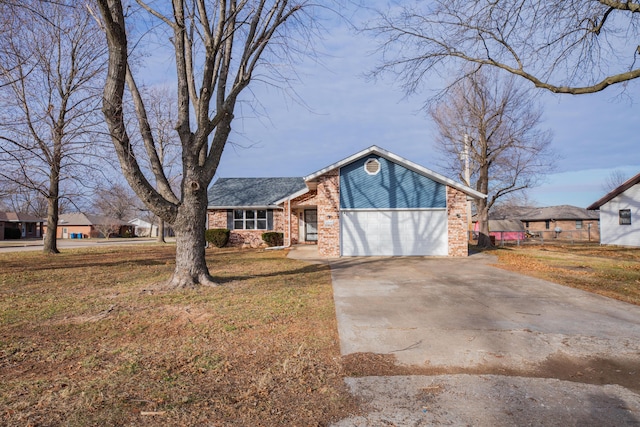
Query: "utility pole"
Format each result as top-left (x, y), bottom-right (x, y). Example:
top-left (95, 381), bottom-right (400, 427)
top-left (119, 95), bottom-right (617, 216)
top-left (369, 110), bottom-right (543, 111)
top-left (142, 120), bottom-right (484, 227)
top-left (463, 134), bottom-right (473, 239)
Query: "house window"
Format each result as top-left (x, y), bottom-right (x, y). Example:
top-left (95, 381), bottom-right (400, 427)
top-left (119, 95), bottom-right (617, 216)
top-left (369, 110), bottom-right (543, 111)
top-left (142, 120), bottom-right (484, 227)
top-left (545, 220), bottom-right (550, 229)
top-left (525, 221), bottom-right (529, 228)
top-left (233, 210), bottom-right (267, 230)
top-left (576, 220), bottom-right (583, 229)
top-left (619, 209), bottom-right (632, 225)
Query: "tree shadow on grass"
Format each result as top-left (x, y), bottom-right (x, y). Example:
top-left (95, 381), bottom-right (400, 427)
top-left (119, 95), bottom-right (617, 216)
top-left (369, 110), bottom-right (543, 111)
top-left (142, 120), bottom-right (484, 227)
top-left (213, 263), bottom-right (330, 285)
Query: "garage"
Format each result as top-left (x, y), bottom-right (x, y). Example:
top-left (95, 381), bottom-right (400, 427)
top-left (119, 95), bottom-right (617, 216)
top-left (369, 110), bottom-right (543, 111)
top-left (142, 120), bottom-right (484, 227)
top-left (341, 209), bottom-right (447, 256)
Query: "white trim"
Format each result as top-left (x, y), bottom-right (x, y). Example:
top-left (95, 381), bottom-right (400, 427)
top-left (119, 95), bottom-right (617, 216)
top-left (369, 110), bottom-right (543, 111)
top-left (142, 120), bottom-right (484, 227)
top-left (273, 187), bottom-right (311, 206)
top-left (304, 145), bottom-right (486, 200)
top-left (207, 205), bottom-right (283, 210)
top-left (364, 158), bottom-right (381, 175)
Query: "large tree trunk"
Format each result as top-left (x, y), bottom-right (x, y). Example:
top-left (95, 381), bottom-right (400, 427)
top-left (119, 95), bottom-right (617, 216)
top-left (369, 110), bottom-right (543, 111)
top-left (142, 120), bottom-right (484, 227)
top-left (165, 181), bottom-right (217, 288)
top-left (475, 155), bottom-right (493, 249)
top-left (43, 172), bottom-right (60, 254)
top-left (475, 198), bottom-right (492, 248)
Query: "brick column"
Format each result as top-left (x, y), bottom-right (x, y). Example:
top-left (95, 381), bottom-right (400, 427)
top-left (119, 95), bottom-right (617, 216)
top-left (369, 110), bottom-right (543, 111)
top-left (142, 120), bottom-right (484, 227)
top-left (447, 186), bottom-right (469, 257)
top-left (317, 172), bottom-right (340, 257)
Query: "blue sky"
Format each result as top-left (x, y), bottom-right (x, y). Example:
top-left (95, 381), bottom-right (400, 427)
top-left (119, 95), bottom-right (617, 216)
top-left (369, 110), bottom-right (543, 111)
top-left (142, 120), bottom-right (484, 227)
top-left (144, 5), bottom-right (640, 209)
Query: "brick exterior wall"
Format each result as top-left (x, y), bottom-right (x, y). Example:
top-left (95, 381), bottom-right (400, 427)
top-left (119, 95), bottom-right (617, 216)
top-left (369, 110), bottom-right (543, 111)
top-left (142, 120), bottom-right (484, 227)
top-left (56, 225), bottom-right (93, 238)
top-left (316, 172), bottom-right (340, 257)
top-left (447, 186), bottom-right (469, 257)
top-left (525, 219), bottom-right (600, 241)
top-left (207, 209), bottom-right (285, 248)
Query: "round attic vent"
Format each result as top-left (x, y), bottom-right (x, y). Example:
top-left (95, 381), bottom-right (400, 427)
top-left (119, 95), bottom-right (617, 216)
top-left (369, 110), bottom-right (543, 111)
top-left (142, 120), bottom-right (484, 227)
top-left (364, 158), bottom-right (381, 175)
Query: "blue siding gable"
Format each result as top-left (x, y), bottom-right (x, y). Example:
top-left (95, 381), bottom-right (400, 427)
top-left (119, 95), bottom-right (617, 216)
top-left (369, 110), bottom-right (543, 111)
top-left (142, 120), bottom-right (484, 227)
top-left (340, 156), bottom-right (446, 209)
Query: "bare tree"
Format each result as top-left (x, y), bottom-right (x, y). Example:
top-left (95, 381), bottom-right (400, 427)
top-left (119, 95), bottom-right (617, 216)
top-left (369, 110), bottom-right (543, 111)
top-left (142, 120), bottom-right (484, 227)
top-left (367, 1), bottom-right (640, 95)
top-left (0, 1), bottom-right (106, 253)
top-left (93, 183), bottom-right (139, 221)
top-left (602, 169), bottom-right (629, 193)
top-left (140, 86), bottom-right (182, 243)
top-left (96, 0), bottom-right (314, 288)
top-left (430, 70), bottom-right (555, 247)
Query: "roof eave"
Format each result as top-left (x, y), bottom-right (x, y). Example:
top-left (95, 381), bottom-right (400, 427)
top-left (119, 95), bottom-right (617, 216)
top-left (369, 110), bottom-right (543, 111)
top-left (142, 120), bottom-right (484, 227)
top-left (587, 171), bottom-right (640, 210)
top-left (304, 145), bottom-right (486, 200)
top-left (207, 205), bottom-right (283, 210)
top-left (273, 187), bottom-right (311, 206)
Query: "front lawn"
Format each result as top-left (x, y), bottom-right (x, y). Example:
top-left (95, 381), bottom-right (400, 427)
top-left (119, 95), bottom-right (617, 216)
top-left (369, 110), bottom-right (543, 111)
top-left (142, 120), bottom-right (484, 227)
top-left (0, 246), bottom-right (358, 426)
top-left (490, 244), bottom-right (640, 305)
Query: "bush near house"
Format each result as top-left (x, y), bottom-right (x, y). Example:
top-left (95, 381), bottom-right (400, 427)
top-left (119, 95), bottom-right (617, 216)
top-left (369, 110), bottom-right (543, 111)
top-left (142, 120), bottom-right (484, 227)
top-left (262, 232), bottom-right (284, 247)
top-left (205, 228), bottom-right (230, 248)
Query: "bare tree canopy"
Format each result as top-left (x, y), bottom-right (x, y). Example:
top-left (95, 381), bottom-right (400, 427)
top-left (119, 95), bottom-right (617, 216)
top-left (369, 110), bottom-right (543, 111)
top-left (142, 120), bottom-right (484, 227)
top-left (0, 1), bottom-right (106, 253)
top-left (602, 169), bottom-right (629, 192)
top-left (96, 0), bottom-right (315, 288)
top-left (93, 183), bottom-right (139, 221)
top-left (366, 0), bottom-right (640, 95)
top-left (431, 69), bottom-right (555, 247)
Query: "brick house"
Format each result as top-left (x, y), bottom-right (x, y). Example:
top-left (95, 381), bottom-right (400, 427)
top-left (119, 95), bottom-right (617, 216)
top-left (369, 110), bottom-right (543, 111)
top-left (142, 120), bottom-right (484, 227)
top-left (207, 146), bottom-right (485, 257)
top-left (57, 213), bottom-right (134, 238)
top-left (588, 171), bottom-right (640, 247)
top-left (489, 205), bottom-right (600, 242)
top-left (0, 212), bottom-right (44, 240)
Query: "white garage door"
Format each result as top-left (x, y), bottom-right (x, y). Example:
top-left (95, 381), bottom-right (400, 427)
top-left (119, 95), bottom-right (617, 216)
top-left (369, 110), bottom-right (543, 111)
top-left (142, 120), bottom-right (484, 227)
top-left (341, 210), bottom-right (447, 256)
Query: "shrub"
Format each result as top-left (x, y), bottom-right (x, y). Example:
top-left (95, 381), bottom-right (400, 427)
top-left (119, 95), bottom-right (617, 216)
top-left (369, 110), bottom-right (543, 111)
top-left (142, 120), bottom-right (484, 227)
top-left (205, 228), bottom-right (230, 248)
top-left (262, 232), bottom-right (283, 247)
top-left (5, 228), bottom-right (22, 239)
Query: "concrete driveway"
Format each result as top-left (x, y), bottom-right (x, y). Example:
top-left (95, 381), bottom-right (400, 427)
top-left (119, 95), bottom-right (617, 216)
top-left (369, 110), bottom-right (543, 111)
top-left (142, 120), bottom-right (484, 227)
top-left (327, 254), bottom-right (640, 425)
top-left (330, 254), bottom-right (640, 368)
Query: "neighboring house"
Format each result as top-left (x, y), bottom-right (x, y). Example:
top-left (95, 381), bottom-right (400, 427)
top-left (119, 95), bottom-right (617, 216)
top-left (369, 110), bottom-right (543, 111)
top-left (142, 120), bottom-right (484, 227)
top-left (490, 205), bottom-right (600, 242)
top-left (57, 213), bottom-right (134, 238)
top-left (0, 212), bottom-right (44, 240)
top-left (473, 219), bottom-right (526, 242)
top-left (587, 172), bottom-right (640, 247)
top-left (128, 217), bottom-right (175, 238)
top-left (208, 146), bottom-right (486, 257)
top-left (128, 218), bottom-right (158, 237)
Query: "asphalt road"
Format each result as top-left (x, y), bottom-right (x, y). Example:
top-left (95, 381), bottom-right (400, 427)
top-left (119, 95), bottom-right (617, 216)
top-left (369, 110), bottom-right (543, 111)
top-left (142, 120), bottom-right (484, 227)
top-left (0, 238), bottom-right (163, 253)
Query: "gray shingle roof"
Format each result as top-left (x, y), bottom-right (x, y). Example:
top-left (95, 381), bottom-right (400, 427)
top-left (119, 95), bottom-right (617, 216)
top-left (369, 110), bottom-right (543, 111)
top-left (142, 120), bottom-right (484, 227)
top-left (207, 177), bottom-right (306, 208)
top-left (58, 213), bottom-right (129, 226)
top-left (0, 212), bottom-right (43, 223)
top-left (490, 205), bottom-right (599, 221)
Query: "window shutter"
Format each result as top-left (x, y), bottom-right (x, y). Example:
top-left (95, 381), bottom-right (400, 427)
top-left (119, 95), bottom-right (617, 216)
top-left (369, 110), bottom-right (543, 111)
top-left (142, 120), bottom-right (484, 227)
top-left (267, 210), bottom-right (273, 230)
top-left (226, 210), bottom-right (233, 229)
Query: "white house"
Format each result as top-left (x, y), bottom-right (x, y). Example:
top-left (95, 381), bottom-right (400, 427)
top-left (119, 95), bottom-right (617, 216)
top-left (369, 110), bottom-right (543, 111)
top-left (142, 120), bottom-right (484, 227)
top-left (587, 172), bottom-right (640, 247)
top-left (128, 218), bottom-right (159, 238)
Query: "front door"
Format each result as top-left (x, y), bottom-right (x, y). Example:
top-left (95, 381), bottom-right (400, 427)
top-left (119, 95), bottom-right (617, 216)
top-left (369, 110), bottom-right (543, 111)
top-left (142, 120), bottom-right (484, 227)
top-left (62, 228), bottom-right (68, 239)
top-left (304, 209), bottom-right (317, 242)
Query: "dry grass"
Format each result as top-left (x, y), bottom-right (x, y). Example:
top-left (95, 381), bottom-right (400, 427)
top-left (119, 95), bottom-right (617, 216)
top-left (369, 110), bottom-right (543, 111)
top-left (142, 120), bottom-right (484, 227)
top-left (488, 243), bottom-right (640, 305)
top-left (0, 245), bottom-right (358, 426)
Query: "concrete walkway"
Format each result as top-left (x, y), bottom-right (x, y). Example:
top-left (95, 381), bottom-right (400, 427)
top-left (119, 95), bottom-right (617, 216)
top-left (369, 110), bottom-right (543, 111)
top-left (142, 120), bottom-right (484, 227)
top-left (288, 248), bottom-right (640, 425)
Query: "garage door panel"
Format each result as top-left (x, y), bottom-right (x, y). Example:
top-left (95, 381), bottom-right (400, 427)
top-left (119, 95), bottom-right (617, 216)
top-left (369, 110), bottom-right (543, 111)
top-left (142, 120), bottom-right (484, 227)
top-left (341, 210), bottom-right (447, 256)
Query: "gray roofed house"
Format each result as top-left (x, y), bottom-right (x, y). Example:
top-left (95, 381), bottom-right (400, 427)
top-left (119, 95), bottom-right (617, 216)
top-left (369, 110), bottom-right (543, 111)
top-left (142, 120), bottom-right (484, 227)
top-left (57, 213), bottom-right (134, 239)
top-left (207, 146), bottom-right (485, 256)
top-left (207, 177), bottom-right (306, 208)
top-left (0, 211), bottom-right (44, 240)
top-left (490, 205), bottom-right (599, 222)
top-left (488, 204), bottom-right (600, 241)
